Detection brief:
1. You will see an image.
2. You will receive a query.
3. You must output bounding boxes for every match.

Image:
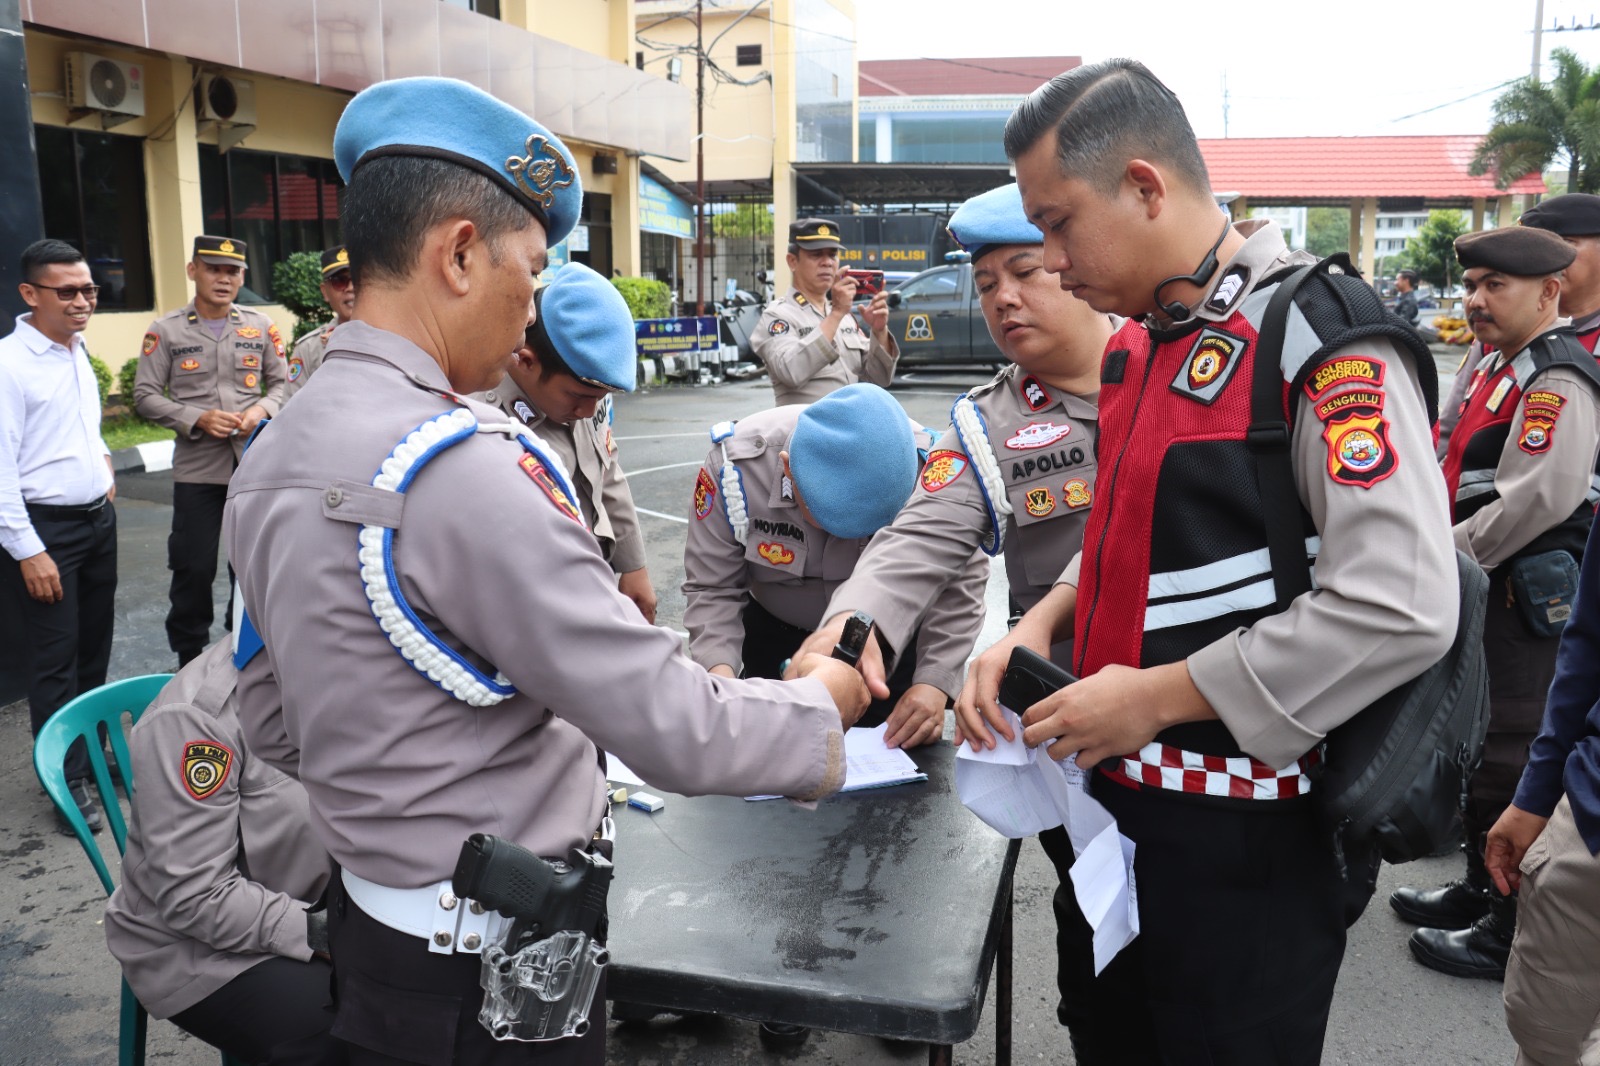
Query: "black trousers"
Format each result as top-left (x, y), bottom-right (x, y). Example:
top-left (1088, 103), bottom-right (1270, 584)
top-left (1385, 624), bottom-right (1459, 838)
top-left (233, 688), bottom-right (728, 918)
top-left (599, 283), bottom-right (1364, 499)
top-left (1048, 777), bottom-right (1345, 1066)
top-left (4, 501), bottom-right (117, 782)
top-left (169, 955), bottom-right (342, 1066)
top-left (167, 480), bottom-right (233, 658)
top-left (326, 876), bottom-right (605, 1066)
top-left (1464, 585), bottom-right (1557, 846)
top-left (739, 599), bottom-right (921, 729)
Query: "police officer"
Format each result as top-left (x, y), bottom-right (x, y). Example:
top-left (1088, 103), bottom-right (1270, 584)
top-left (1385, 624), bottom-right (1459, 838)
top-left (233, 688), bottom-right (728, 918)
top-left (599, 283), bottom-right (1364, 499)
top-left (134, 235), bottom-right (286, 666)
top-left (477, 262), bottom-right (655, 622)
top-left (752, 219), bottom-right (898, 405)
top-left (1524, 193), bottom-right (1600, 354)
top-left (683, 382), bottom-right (986, 747)
top-left (796, 183), bottom-right (1112, 686)
top-left (223, 77), bottom-right (868, 1065)
top-left (105, 637), bottom-right (339, 1065)
top-left (284, 245), bottom-right (354, 400)
top-left (1392, 226), bottom-right (1600, 981)
top-left (961, 59), bottom-right (1458, 1063)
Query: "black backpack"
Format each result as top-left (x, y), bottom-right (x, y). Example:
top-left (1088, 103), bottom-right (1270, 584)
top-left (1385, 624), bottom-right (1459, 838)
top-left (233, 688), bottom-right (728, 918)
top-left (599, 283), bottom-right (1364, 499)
top-left (1248, 258), bottom-right (1491, 868)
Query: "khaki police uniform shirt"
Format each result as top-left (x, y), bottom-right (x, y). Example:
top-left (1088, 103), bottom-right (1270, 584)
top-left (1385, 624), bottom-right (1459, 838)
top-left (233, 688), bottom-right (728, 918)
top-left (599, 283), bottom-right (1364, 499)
top-left (1448, 329), bottom-right (1600, 571)
top-left (1059, 220), bottom-right (1460, 772)
top-left (104, 640), bottom-right (331, 1019)
top-left (224, 322), bottom-right (844, 889)
top-left (476, 377), bottom-right (647, 574)
top-left (133, 302), bottom-right (287, 484)
top-left (283, 319), bottom-right (337, 401)
top-left (682, 405), bottom-right (988, 698)
top-left (753, 288), bottom-right (899, 406)
top-left (827, 363), bottom-right (1099, 661)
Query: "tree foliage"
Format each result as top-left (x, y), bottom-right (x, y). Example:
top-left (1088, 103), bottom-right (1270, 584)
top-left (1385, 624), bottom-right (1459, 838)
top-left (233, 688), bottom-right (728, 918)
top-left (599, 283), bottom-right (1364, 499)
top-left (711, 204), bottom-right (773, 239)
top-left (117, 357), bottom-right (139, 405)
top-left (1306, 207), bottom-right (1350, 259)
top-left (272, 251), bottom-right (333, 340)
top-left (86, 353), bottom-right (111, 409)
top-left (1472, 48), bottom-right (1600, 193)
top-left (610, 276), bottom-right (671, 320)
top-left (1393, 210), bottom-right (1469, 289)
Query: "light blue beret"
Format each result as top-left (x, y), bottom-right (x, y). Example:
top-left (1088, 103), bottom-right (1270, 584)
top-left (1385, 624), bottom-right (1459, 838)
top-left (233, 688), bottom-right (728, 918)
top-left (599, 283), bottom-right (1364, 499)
top-left (947, 183), bottom-right (1039, 264)
top-left (529, 263), bottom-right (637, 392)
top-left (789, 384), bottom-right (917, 540)
top-left (333, 77), bottom-right (583, 246)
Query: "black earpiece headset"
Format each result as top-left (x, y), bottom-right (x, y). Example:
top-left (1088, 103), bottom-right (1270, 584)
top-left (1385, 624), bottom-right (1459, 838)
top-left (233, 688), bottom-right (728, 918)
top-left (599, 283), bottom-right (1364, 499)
top-left (1152, 216), bottom-right (1232, 322)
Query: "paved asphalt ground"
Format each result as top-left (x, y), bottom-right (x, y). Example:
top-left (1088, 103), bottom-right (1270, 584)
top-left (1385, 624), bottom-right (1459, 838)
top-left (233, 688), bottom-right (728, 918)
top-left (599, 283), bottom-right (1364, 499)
top-left (0, 362), bottom-right (1519, 1064)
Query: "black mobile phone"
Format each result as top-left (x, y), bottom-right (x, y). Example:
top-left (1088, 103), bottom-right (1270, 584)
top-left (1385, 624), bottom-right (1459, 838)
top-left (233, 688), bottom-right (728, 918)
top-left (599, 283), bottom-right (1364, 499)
top-left (998, 646), bottom-right (1077, 714)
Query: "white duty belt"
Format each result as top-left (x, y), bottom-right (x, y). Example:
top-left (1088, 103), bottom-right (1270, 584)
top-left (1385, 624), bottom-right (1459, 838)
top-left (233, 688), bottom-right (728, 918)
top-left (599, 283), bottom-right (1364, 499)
top-left (341, 869), bottom-right (511, 955)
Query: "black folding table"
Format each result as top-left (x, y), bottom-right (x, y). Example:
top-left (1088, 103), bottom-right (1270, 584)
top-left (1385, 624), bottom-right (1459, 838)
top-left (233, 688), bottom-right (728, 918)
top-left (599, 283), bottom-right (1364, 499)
top-left (606, 743), bottom-right (1019, 1065)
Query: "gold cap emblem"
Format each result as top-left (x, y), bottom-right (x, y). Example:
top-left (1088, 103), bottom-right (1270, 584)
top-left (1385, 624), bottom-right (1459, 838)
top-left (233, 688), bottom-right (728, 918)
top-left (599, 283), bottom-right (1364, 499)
top-left (506, 134), bottom-right (576, 210)
top-left (336, 248), bottom-right (349, 264)
top-left (817, 224), bottom-right (831, 237)
top-left (219, 239), bottom-right (235, 254)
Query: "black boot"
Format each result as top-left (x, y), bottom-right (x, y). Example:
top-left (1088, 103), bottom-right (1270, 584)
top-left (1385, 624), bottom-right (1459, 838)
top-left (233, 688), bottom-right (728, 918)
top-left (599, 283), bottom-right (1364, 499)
top-left (1407, 890), bottom-right (1515, 980)
top-left (1389, 846), bottom-right (1493, 929)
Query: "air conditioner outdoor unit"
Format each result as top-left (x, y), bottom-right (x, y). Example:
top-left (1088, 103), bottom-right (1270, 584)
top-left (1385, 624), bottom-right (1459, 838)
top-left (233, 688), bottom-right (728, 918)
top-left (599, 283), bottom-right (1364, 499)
top-left (65, 52), bottom-right (146, 128)
top-left (197, 73), bottom-right (257, 152)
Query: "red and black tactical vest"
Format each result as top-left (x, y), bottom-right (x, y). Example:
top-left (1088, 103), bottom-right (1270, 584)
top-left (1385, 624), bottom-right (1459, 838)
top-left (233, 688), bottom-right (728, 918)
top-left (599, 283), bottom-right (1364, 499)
top-left (1441, 327), bottom-right (1600, 565)
top-left (1073, 266), bottom-right (1434, 760)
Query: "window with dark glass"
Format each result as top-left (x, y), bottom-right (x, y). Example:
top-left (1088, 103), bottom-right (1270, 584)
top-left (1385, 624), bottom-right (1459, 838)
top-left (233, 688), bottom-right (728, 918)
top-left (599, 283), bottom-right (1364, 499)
top-left (199, 146), bottom-right (343, 302)
top-left (736, 44), bottom-right (762, 66)
top-left (441, 0), bottom-right (500, 17)
top-left (35, 125), bottom-right (155, 311)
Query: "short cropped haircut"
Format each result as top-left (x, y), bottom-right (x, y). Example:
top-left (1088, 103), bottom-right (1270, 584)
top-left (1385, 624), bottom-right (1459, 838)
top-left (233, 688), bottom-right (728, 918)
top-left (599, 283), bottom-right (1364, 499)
top-left (1397, 269), bottom-right (1418, 284)
top-left (21, 239), bottom-right (85, 284)
top-left (341, 156), bottom-right (536, 287)
top-left (1003, 58), bottom-right (1211, 197)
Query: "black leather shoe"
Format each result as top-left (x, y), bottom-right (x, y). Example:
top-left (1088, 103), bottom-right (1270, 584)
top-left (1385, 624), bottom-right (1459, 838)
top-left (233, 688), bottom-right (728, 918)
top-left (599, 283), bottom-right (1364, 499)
top-left (758, 1022), bottom-right (810, 1049)
top-left (56, 778), bottom-right (104, 835)
top-left (1408, 904), bottom-right (1514, 980)
top-left (1389, 878), bottom-right (1491, 929)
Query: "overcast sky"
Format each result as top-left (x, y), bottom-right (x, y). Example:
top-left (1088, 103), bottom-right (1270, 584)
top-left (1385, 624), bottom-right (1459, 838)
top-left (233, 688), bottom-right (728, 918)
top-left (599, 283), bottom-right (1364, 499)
top-left (854, 0), bottom-right (1600, 139)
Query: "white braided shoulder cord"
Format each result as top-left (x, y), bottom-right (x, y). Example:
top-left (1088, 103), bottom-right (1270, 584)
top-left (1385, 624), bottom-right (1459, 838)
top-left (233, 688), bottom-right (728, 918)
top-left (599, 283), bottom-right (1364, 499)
top-left (710, 421), bottom-right (750, 546)
top-left (358, 409), bottom-right (519, 707)
top-left (951, 395), bottom-right (1012, 557)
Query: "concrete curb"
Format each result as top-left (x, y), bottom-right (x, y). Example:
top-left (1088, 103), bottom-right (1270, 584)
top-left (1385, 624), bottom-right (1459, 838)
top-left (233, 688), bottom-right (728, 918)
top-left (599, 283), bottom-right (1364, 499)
top-left (110, 437), bottom-right (174, 474)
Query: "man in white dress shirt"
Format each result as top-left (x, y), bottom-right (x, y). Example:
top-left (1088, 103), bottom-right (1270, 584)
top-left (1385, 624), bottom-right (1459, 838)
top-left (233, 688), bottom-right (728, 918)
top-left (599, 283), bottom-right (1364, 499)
top-left (0, 239), bottom-right (117, 833)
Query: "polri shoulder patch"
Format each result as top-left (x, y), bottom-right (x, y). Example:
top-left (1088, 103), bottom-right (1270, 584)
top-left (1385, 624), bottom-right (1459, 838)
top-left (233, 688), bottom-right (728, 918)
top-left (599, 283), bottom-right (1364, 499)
top-left (1322, 402), bottom-right (1397, 488)
top-left (920, 449), bottom-right (969, 492)
top-left (1519, 409), bottom-right (1560, 454)
top-left (141, 332), bottom-right (159, 356)
top-left (1305, 356), bottom-right (1385, 401)
top-left (769, 319), bottom-right (790, 336)
top-left (694, 468), bottom-right (716, 519)
top-left (519, 453), bottom-right (582, 523)
top-left (183, 740), bottom-right (235, 801)
top-left (287, 356), bottom-right (304, 382)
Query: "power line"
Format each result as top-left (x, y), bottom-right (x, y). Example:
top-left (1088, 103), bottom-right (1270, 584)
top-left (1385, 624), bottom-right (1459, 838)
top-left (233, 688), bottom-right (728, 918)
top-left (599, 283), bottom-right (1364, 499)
top-left (1388, 77), bottom-right (1522, 123)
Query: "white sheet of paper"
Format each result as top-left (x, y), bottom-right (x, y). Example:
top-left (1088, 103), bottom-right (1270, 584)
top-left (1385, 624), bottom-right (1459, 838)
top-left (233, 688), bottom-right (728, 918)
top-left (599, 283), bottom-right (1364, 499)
top-left (746, 723), bottom-right (926, 800)
top-left (954, 706), bottom-right (1139, 973)
top-left (604, 753), bottom-right (645, 787)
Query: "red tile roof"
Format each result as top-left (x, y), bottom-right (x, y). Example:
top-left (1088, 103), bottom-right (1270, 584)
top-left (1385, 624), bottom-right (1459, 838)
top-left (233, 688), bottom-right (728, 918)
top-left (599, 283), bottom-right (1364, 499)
top-left (859, 57), bottom-right (1078, 98)
top-left (1198, 136), bottom-right (1546, 199)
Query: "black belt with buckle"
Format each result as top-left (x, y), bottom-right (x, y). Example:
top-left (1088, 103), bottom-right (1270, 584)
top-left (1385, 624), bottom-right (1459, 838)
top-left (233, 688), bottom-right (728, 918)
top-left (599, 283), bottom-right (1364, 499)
top-left (26, 495), bottom-right (109, 520)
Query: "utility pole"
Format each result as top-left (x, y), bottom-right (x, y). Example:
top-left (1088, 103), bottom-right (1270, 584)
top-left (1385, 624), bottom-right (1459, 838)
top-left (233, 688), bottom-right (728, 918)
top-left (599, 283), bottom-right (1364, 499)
top-left (694, 0), bottom-right (707, 316)
top-left (1533, 0), bottom-right (1545, 79)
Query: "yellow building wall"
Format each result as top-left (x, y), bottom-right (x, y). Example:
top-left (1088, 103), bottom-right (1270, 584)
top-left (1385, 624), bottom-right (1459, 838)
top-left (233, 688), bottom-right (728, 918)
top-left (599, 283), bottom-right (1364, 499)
top-left (636, 7), bottom-right (775, 186)
top-left (25, 29), bottom-right (344, 376)
top-left (509, 0), bottom-right (627, 61)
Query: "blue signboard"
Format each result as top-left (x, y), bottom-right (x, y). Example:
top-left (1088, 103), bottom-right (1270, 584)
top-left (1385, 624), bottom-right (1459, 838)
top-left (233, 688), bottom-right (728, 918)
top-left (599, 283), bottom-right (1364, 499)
top-left (639, 174), bottom-right (696, 240)
top-left (635, 316), bottom-right (718, 359)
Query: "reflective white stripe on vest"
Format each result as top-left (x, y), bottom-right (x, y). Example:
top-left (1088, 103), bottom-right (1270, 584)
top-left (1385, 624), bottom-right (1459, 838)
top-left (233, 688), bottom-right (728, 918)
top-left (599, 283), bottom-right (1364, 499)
top-left (1144, 537), bottom-right (1321, 631)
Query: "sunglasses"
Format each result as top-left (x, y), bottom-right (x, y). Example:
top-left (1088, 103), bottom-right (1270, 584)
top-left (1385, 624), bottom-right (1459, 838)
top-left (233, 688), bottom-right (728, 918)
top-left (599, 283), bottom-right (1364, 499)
top-left (325, 272), bottom-right (354, 291)
top-left (32, 285), bottom-right (100, 302)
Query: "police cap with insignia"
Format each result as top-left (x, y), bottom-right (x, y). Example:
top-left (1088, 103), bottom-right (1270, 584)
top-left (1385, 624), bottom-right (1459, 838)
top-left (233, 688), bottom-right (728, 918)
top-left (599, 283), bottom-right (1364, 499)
top-left (333, 76), bottom-right (583, 246)
top-left (527, 263), bottom-right (637, 393)
top-left (789, 218), bottom-right (845, 252)
top-left (320, 245), bottom-right (352, 277)
top-left (193, 235), bottom-right (247, 266)
top-left (1520, 193), bottom-right (1600, 238)
top-left (1455, 226), bottom-right (1576, 276)
top-left (788, 383), bottom-right (917, 540)
top-left (948, 183), bottom-right (1038, 264)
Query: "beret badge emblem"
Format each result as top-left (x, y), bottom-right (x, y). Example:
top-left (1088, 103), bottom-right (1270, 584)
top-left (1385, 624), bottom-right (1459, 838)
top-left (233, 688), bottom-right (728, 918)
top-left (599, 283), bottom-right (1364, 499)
top-left (506, 134), bottom-right (576, 209)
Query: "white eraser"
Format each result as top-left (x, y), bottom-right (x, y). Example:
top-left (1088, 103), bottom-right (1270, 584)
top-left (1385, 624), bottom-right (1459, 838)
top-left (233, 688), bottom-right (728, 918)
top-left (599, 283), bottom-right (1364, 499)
top-left (627, 791), bottom-right (665, 813)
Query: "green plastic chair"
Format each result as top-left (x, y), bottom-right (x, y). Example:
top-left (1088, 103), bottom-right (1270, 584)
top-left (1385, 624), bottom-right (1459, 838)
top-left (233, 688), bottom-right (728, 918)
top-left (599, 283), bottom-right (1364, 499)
top-left (33, 673), bottom-right (242, 1066)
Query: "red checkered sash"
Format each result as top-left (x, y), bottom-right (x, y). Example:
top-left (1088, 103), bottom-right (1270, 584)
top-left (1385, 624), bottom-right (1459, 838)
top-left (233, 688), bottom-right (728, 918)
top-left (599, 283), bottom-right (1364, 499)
top-left (1102, 742), bottom-right (1320, 800)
